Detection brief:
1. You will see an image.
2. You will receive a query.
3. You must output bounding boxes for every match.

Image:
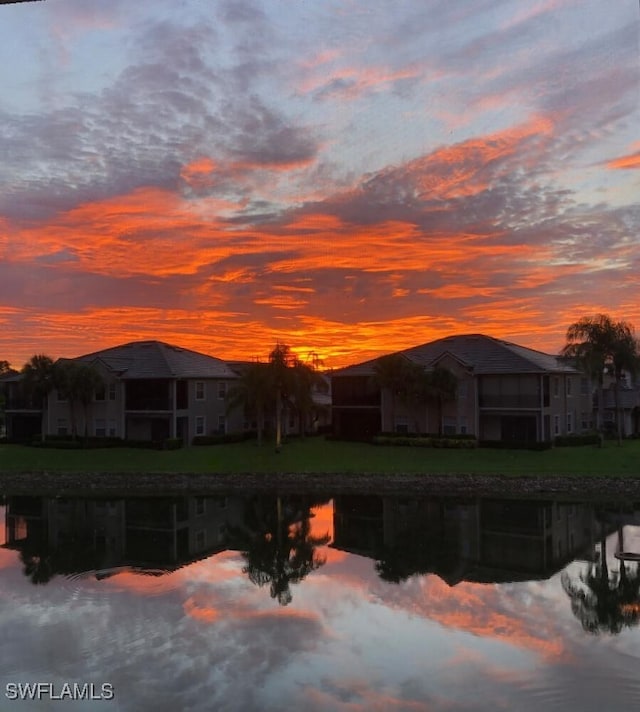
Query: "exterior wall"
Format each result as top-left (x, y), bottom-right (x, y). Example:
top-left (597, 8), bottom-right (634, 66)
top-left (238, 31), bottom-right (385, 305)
top-left (188, 378), bottom-right (242, 441)
top-left (547, 373), bottom-right (592, 438)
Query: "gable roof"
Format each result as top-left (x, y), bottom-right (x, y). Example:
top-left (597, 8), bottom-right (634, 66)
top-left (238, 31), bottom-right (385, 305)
top-left (332, 334), bottom-right (580, 377)
top-left (404, 334), bottom-right (577, 374)
top-left (72, 341), bottom-right (237, 380)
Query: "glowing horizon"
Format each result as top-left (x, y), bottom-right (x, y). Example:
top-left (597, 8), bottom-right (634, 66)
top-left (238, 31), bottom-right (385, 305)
top-left (1, 1), bottom-right (638, 371)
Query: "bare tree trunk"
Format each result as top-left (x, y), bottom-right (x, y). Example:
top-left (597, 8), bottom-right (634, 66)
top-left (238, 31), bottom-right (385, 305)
top-left (275, 390), bottom-right (282, 452)
top-left (615, 381), bottom-right (622, 446)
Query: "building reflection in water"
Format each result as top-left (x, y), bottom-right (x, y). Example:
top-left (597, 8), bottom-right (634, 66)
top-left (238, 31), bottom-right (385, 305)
top-left (4, 492), bottom-right (640, 623)
top-left (332, 495), bottom-right (604, 583)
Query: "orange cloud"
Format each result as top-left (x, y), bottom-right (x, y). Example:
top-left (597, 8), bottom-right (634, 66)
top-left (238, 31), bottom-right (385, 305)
top-left (399, 576), bottom-right (568, 662)
top-left (183, 595), bottom-right (220, 623)
top-left (606, 151), bottom-right (640, 170)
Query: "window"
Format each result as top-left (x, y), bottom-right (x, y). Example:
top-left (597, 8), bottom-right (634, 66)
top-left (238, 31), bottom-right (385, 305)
top-left (108, 419), bottom-right (117, 437)
top-left (566, 377), bottom-right (573, 397)
top-left (580, 378), bottom-right (589, 396)
top-left (567, 411), bottom-right (573, 434)
top-left (553, 377), bottom-right (560, 398)
top-left (394, 415), bottom-right (409, 434)
top-left (94, 385), bottom-right (105, 401)
top-left (554, 414), bottom-right (560, 436)
top-left (195, 416), bottom-right (205, 436)
top-left (218, 415), bottom-right (226, 434)
top-left (195, 529), bottom-right (206, 550)
top-left (581, 412), bottom-right (590, 431)
top-left (95, 419), bottom-right (106, 437)
top-left (443, 416), bottom-right (456, 435)
top-left (459, 416), bottom-right (468, 435)
top-left (218, 381), bottom-right (227, 400)
top-left (108, 383), bottom-right (117, 401)
top-left (195, 497), bottom-right (206, 516)
top-left (195, 381), bottom-right (205, 401)
top-left (57, 418), bottom-right (68, 436)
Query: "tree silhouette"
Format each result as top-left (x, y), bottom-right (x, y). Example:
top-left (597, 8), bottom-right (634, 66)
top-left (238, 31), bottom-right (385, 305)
top-left (562, 314), bottom-right (639, 443)
top-left (426, 366), bottom-right (458, 436)
top-left (561, 521), bottom-right (640, 634)
top-left (227, 361), bottom-right (273, 446)
top-left (230, 496), bottom-right (330, 605)
top-left (21, 354), bottom-right (56, 442)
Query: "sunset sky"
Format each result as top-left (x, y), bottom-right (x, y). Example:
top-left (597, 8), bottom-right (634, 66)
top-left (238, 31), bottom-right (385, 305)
top-left (1, 0), bottom-right (638, 369)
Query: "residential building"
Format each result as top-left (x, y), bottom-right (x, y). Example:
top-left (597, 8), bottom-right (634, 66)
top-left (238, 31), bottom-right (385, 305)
top-left (331, 333), bottom-right (592, 443)
top-left (596, 371), bottom-right (640, 437)
top-left (2, 340), bottom-right (242, 444)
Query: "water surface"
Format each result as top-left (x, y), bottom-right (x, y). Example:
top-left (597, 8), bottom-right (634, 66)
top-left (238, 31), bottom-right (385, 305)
top-left (1, 491), bottom-right (640, 711)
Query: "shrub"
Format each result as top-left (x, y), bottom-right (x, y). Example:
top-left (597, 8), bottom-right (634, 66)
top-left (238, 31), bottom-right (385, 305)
top-left (192, 431), bottom-right (256, 446)
top-left (554, 434), bottom-right (600, 447)
top-left (372, 435), bottom-right (477, 449)
top-left (478, 439), bottom-right (552, 451)
top-left (30, 439), bottom-right (83, 450)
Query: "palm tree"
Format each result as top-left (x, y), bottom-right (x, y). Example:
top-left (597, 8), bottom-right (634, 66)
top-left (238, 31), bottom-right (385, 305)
top-left (53, 361), bottom-right (80, 439)
top-left (21, 354), bottom-right (56, 441)
top-left (426, 366), bottom-right (458, 436)
top-left (75, 364), bottom-right (104, 441)
top-left (609, 322), bottom-right (639, 444)
top-left (289, 359), bottom-right (321, 438)
top-left (269, 343), bottom-right (295, 452)
top-left (53, 361), bottom-right (104, 440)
top-left (373, 354), bottom-right (411, 432)
top-left (227, 362), bottom-right (273, 446)
top-left (562, 315), bottom-right (639, 443)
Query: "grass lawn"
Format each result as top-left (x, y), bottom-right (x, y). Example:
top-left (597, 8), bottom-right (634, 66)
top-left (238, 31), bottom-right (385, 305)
top-left (1, 437), bottom-right (639, 476)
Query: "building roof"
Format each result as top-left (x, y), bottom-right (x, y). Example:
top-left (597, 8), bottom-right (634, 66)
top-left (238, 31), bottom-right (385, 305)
top-left (73, 341), bottom-right (237, 380)
top-left (332, 334), bottom-right (580, 377)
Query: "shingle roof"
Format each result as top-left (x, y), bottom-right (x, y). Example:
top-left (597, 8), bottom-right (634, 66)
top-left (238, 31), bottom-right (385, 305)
top-left (73, 341), bottom-right (236, 379)
top-left (332, 334), bottom-right (579, 376)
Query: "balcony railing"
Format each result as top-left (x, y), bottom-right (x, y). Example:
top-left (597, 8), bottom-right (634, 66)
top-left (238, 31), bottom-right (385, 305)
top-left (125, 397), bottom-right (173, 411)
top-left (5, 397), bottom-right (42, 410)
top-left (479, 394), bottom-right (540, 409)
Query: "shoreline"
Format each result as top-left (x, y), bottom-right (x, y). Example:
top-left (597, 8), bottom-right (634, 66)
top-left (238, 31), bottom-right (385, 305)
top-left (2, 471), bottom-right (640, 499)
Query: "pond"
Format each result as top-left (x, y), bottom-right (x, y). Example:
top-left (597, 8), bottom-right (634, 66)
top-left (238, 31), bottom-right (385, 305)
top-left (1, 490), bottom-right (640, 711)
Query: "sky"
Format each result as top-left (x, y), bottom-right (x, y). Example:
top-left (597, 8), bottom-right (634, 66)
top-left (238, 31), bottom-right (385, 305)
top-left (0, 0), bottom-right (638, 369)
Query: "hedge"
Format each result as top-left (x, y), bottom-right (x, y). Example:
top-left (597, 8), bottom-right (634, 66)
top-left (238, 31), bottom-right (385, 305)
top-left (478, 439), bottom-right (553, 451)
top-left (372, 435), bottom-right (477, 449)
top-left (27, 436), bottom-right (183, 450)
top-left (192, 431), bottom-right (256, 446)
top-left (554, 434), bottom-right (601, 447)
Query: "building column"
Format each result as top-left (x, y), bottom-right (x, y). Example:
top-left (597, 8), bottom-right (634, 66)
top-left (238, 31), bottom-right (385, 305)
top-left (171, 380), bottom-right (177, 439)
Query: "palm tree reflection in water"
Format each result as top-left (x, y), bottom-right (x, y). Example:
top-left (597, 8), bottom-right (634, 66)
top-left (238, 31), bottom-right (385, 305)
top-left (562, 519), bottom-right (640, 635)
top-left (231, 496), bottom-right (330, 606)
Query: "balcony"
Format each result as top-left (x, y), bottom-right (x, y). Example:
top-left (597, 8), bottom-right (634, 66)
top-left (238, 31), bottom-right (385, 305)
top-left (125, 397), bottom-right (173, 411)
top-left (5, 397), bottom-right (42, 410)
top-left (479, 394), bottom-right (540, 409)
